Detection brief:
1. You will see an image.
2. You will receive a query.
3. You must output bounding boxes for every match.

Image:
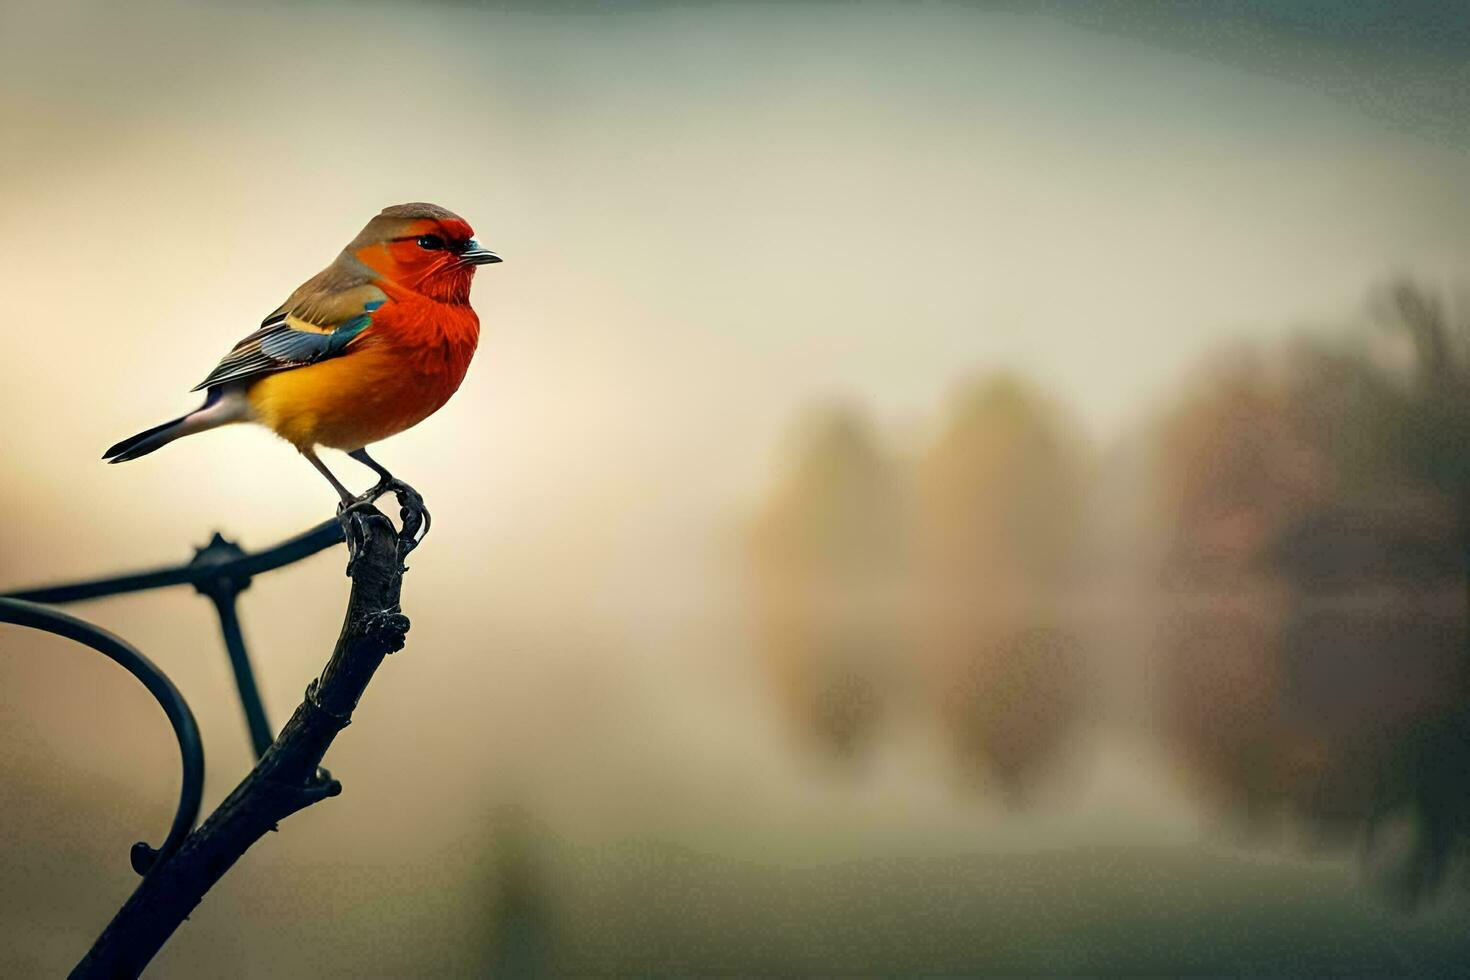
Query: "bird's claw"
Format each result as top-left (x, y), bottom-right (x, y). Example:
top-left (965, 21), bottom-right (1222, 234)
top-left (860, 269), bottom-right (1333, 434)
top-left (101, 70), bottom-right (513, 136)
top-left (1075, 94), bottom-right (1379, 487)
top-left (336, 479), bottom-right (431, 572)
top-left (380, 479), bottom-right (431, 555)
top-left (335, 503), bottom-right (380, 576)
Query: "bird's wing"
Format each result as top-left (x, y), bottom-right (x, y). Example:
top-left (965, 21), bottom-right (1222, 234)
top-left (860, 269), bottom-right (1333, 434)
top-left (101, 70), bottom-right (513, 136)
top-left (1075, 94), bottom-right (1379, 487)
top-left (191, 281), bottom-right (388, 392)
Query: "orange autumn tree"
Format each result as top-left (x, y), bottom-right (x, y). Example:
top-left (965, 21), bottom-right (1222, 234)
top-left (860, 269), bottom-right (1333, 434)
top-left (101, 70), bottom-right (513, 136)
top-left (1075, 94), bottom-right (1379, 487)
top-left (746, 402), bottom-right (909, 760)
top-left (913, 373), bottom-right (1091, 800)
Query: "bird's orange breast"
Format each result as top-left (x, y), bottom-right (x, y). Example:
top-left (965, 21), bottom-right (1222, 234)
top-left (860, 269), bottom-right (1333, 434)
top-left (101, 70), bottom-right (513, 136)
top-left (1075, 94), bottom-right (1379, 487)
top-left (246, 301), bottom-right (478, 451)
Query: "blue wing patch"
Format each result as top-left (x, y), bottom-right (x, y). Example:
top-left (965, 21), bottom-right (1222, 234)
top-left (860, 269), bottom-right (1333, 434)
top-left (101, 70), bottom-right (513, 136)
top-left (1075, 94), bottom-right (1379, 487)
top-left (191, 308), bottom-right (378, 391)
top-left (259, 314), bottom-right (373, 362)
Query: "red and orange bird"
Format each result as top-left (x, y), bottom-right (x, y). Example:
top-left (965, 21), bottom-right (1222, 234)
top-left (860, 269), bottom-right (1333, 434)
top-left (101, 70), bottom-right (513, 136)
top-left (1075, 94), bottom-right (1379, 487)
top-left (103, 203), bottom-right (500, 516)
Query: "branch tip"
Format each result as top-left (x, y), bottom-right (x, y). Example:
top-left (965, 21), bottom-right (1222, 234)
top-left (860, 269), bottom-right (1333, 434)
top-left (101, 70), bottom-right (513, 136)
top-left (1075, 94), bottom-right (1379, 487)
top-left (129, 842), bottom-right (160, 876)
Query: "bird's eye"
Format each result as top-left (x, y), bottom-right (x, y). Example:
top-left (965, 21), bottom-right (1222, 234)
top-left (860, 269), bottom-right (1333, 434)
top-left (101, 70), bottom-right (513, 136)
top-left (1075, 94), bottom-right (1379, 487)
top-left (416, 235), bottom-right (446, 250)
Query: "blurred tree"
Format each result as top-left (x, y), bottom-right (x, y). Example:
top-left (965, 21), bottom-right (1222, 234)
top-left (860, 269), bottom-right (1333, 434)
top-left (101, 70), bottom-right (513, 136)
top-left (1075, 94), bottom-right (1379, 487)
top-left (477, 805), bottom-right (557, 977)
top-left (1154, 602), bottom-right (1297, 831)
top-left (1356, 280), bottom-right (1470, 903)
top-left (1361, 703), bottom-right (1470, 911)
top-left (1155, 350), bottom-right (1332, 588)
top-left (1152, 281), bottom-right (1470, 872)
top-left (916, 374), bottom-right (1086, 592)
top-left (1371, 281), bottom-right (1470, 526)
top-left (914, 373), bottom-right (1091, 800)
top-left (941, 625), bottom-right (1087, 804)
top-left (746, 402), bottom-right (908, 761)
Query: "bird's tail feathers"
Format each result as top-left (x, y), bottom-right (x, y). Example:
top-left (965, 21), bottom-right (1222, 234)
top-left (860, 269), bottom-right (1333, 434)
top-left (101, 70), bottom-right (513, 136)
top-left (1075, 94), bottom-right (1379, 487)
top-left (103, 389), bottom-right (248, 463)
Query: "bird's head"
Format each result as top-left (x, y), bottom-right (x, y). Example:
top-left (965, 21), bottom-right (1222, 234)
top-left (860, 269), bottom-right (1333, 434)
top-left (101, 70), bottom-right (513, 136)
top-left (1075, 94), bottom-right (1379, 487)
top-left (348, 202), bottom-right (501, 303)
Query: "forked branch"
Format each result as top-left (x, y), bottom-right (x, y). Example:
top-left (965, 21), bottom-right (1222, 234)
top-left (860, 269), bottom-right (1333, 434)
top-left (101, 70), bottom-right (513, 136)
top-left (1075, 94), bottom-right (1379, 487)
top-left (72, 502), bottom-right (419, 979)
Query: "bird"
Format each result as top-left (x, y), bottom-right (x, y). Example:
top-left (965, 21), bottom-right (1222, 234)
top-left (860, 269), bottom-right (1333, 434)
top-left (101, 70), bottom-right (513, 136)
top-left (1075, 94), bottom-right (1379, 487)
top-left (103, 202), bottom-right (501, 533)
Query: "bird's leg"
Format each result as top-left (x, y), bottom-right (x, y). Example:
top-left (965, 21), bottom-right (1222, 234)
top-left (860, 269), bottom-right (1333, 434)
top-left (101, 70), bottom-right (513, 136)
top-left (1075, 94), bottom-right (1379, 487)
top-left (304, 447), bottom-right (355, 505)
top-left (347, 447), bottom-right (394, 495)
top-left (304, 447), bottom-right (378, 573)
top-left (344, 447), bottom-right (431, 555)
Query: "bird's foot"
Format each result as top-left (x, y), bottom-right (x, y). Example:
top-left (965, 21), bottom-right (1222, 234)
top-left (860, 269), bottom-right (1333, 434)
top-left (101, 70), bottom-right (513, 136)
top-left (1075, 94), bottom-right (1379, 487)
top-left (337, 479), bottom-right (431, 568)
top-left (335, 501), bottom-right (388, 576)
top-left (378, 479), bottom-right (431, 555)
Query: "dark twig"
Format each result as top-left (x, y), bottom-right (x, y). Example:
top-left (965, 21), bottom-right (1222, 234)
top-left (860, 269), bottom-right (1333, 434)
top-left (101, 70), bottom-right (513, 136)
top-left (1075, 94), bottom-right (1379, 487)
top-left (70, 503), bottom-right (418, 979)
top-left (3, 521), bottom-right (347, 764)
top-left (187, 533), bottom-right (278, 759)
top-left (2, 520), bottom-right (345, 605)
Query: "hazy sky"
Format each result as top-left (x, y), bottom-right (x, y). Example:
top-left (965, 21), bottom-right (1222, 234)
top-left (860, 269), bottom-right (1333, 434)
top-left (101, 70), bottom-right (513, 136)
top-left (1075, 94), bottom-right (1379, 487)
top-left (4, 2), bottom-right (1466, 456)
top-left (2, 0), bottom-right (1467, 628)
top-left (0, 0), bottom-right (1464, 631)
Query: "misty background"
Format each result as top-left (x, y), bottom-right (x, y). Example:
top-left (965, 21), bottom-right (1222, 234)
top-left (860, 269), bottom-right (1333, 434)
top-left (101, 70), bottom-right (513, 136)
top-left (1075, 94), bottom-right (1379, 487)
top-left (3, 0), bottom-right (1470, 975)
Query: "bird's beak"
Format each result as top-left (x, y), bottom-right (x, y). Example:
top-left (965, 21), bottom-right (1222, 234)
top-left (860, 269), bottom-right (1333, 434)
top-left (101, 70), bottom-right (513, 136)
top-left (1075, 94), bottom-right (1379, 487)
top-left (459, 240), bottom-right (502, 265)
